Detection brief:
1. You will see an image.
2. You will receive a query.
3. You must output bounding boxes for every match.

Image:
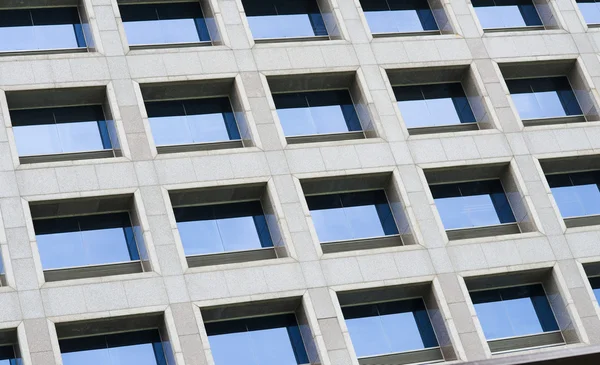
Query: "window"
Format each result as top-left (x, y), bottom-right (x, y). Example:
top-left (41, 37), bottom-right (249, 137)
top-left (472, 0), bottom-right (543, 30)
top-left (0, 345), bottom-right (17, 365)
top-left (507, 77), bottom-right (583, 121)
top-left (471, 284), bottom-right (559, 341)
top-left (589, 277), bottom-right (600, 302)
top-left (242, 0), bottom-right (328, 40)
top-left (174, 201), bottom-right (273, 256)
top-left (146, 97), bottom-right (241, 148)
top-left (119, 2), bottom-right (210, 46)
top-left (0, 7), bottom-right (86, 53)
top-left (34, 212), bottom-right (140, 271)
top-left (306, 190), bottom-right (399, 243)
top-left (206, 314), bottom-right (309, 365)
top-left (546, 171), bottom-right (600, 219)
top-left (274, 90), bottom-right (362, 138)
top-left (342, 298), bottom-right (438, 359)
top-left (394, 83), bottom-right (476, 129)
top-left (577, 0), bottom-right (600, 25)
top-left (360, 0), bottom-right (438, 34)
top-left (60, 330), bottom-right (167, 365)
top-left (10, 105), bottom-right (111, 158)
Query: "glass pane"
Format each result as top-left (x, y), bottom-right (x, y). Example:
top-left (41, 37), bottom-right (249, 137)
top-left (498, 6), bottom-right (528, 27)
top-left (250, 327), bottom-right (299, 365)
top-left (511, 93), bottom-right (544, 120)
top-left (472, 300), bottom-right (514, 339)
top-left (474, 7), bottom-right (507, 28)
top-left (0, 26), bottom-right (36, 52)
top-left (277, 107), bottom-right (317, 136)
top-left (187, 113), bottom-right (231, 143)
top-left (33, 24), bottom-right (80, 50)
top-left (435, 195), bottom-right (503, 229)
top-left (590, 277), bottom-right (600, 302)
top-left (123, 21), bottom-right (164, 46)
top-left (108, 343), bottom-right (159, 365)
top-left (310, 207), bottom-right (353, 242)
top-left (310, 105), bottom-right (352, 134)
top-left (425, 98), bottom-right (462, 126)
top-left (217, 216), bottom-right (264, 252)
top-left (149, 116), bottom-right (194, 146)
top-left (62, 348), bottom-right (111, 365)
top-left (503, 297), bottom-right (544, 337)
top-left (344, 205), bottom-right (387, 239)
top-left (551, 184), bottom-right (600, 218)
top-left (209, 332), bottom-right (256, 365)
top-left (248, 14), bottom-right (317, 39)
top-left (379, 311), bottom-right (428, 352)
top-left (56, 121), bottom-right (106, 153)
top-left (578, 2), bottom-right (600, 24)
top-left (160, 19), bottom-right (201, 44)
top-left (13, 124), bottom-right (62, 156)
top-left (398, 100), bottom-right (432, 128)
top-left (365, 10), bottom-right (424, 33)
top-left (177, 220), bottom-right (224, 255)
top-left (124, 18), bottom-right (201, 45)
top-left (534, 91), bottom-right (568, 118)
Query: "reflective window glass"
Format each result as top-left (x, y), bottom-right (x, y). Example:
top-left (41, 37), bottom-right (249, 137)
top-left (60, 330), bottom-right (167, 365)
top-left (342, 298), bottom-right (438, 358)
top-left (430, 180), bottom-right (516, 230)
top-left (394, 83), bottom-right (476, 128)
top-left (206, 314), bottom-right (309, 365)
top-left (146, 97), bottom-right (240, 146)
top-left (0, 7), bottom-right (86, 52)
top-left (577, 0), bottom-right (600, 24)
top-left (120, 3), bottom-right (210, 46)
top-left (507, 77), bottom-right (583, 120)
top-left (11, 105), bottom-right (111, 157)
top-left (306, 190), bottom-right (399, 242)
top-left (361, 0), bottom-right (438, 33)
top-left (546, 171), bottom-right (600, 218)
top-left (34, 212), bottom-right (139, 270)
top-left (274, 90), bottom-right (362, 137)
top-left (589, 277), bottom-right (600, 303)
top-left (0, 345), bottom-right (17, 365)
top-left (472, 0), bottom-right (542, 29)
top-left (174, 201), bottom-right (273, 256)
top-left (471, 284), bottom-right (559, 340)
top-left (242, 0), bottom-right (328, 39)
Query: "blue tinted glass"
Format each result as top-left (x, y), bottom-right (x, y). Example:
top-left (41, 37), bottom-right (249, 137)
top-left (343, 298), bottom-right (438, 358)
top-left (577, 0), bottom-right (600, 24)
top-left (430, 180), bottom-right (516, 230)
top-left (34, 212), bottom-right (139, 270)
top-left (589, 277), bottom-right (600, 302)
top-left (472, 0), bottom-right (542, 28)
top-left (174, 201), bottom-right (273, 256)
top-left (306, 190), bottom-right (399, 243)
top-left (0, 7), bottom-right (86, 52)
top-left (146, 98), bottom-right (240, 146)
top-left (274, 90), bottom-right (362, 137)
top-left (243, 0), bottom-right (327, 39)
top-left (546, 171), bottom-right (600, 218)
top-left (206, 314), bottom-right (309, 365)
top-left (471, 284), bottom-right (559, 340)
top-left (394, 83), bottom-right (476, 128)
top-left (61, 330), bottom-right (166, 365)
top-left (119, 3), bottom-right (210, 45)
top-left (507, 77), bottom-right (583, 120)
top-left (11, 105), bottom-right (110, 156)
top-left (0, 345), bottom-right (17, 365)
top-left (362, 0), bottom-right (438, 33)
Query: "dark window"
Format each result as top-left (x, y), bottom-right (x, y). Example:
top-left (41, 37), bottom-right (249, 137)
top-left (146, 97), bottom-right (241, 146)
top-left (577, 0), bottom-right (600, 24)
top-left (34, 212), bottom-right (139, 270)
top-left (174, 201), bottom-right (273, 256)
top-left (472, 0), bottom-right (542, 29)
top-left (206, 314), bottom-right (309, 365)
top-left (0, 7), bottom-right (86, 52)
top-left (589, 276), bottom-right (600, 302)
top-left (546, 171), bottom-right (600, 218)
top-left (306, 190), bottom-right (399, 242)
top-left (342, 298), bottom-right (438, 358)
top-left (361, 0), bottom-right (438, 33)
top-left (10, 105), bottom-right (111, 157)
top-left (471, 284), bottom-right (560, 340)
top-left (274, 90), bottom-right (362, 137)
top-left (0, 344), bottom-right (17, 365)
top-left (60, 329), bottom-right (167, 365)
top-left (119, 2), bottom-right (210, 46)
top-left (430, 180), bottom-right (516, 230)
top-left (242, 0), bottom-right (328, 39)
top-left (394, 83), bottom-right (476, 128)
top-left (506, 77), bottom-right (583, 120)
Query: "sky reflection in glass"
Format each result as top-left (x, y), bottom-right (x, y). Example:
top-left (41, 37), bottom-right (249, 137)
top-left (343, 298), bottom-right (438, 358)
top-left (577, 0), bottom-right (600, 24)
top-left (362, 0), bottom-right (438, 33)
top-left (471, 284), bottom-right (559, 340)
top-left (306, 190), bottom-right (398, 243)
top-left (243, 0), bottom-right (327, 39)
top-left (0, 345), bottom-right (17, 365)
top-left (546, 171), bottom-right (600, 218)
top-left (472, 0), bottom-right (542, 29)
top-left (507, 77), bottom-right (583, 120)
top-left (206, 314), bottom-right (309, 365)
top-left (431, 180), bottom-right (516, 230)
top-left (589, 277), bottom-right (600, 303)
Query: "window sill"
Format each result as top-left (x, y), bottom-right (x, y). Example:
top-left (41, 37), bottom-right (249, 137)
top-left (44, 261), bottom-right (143, 282)
top-left (587, 23), bottom-right (600, 29)
top-left (19, 149), bottom-right (116, 165)
top-left (488, 331), bottom-right (565, 354)
top-left (286, 131), bottom-right (365, 145)
top-left (254, 35), bottom-right (330, 44)
top-left (128, 41), bottom-right (212, 51)
top-left (372, 30), bottom-right (441, 38)
top-left (564, 215), bottom-right (600, 229)
top-left (358, 347), bottom-right (444, 365)
top-left (483, 25), bottom-right (546, 33)
top-left (446, 223), bottom-right (521, 241)
top-left (408, 123), bottom-right (479, 136)
top-left (321, 235), bottom-right (402, 254)
top-left (0, 47), bottom-right (88, 57)
top-left (186, 247), bottom-right (277, 268)
top-left (156, 140), bottom-right (243, 154)
top-left (522, 115), bottom-right (587, 127)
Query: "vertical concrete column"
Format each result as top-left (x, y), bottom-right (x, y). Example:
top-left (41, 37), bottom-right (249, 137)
top-left (24, 319), bottom-right (59, 365)
top-left (170, 303), bottom-right (209, 365)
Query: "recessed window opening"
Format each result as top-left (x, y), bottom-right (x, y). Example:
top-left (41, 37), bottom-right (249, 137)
top-left (546, 171), bottom-right (600, 219)
top-left (360, 0), bottom-right (439, 34)
top-left (577, 0), bottom-right (600, 25)
top-left (472, 0), bottom-right (543, 30)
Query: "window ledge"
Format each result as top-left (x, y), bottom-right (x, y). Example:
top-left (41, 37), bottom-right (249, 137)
top-left (446, 223), bottom-right (521, 241)
top-left (483, 25), bottom-right (546, 33)
top-left (358, 347), bottom-right (444, 365)
top-left (19, 150), bottom-right (115, 165)
top-left (186, 247), bottom-right (277, 268)
top-left (372, 30), bottom-right (441, 38)
top-left (587, 23), bottom-right (600, 29)
top-left (408, 123), bottom-right (479, 136)
top-left (0, 47), bottom-right (88, 57)
top-left (488, 331), bottom-right (565, 354)
top-left (522, 115), bottom-right (586, 127)
top-left (254, 35), bottom-right (330, 44)
top-left (564, 215), bottom-right (600, 229)
top-left (128, 41), bottom-right (212, 51)
top-left (156, 140), bottom-right (243, 154)
top-left (44, 261), bottom-right (143, 282)
top-left (321, 235), bottom-right (402, 254)
top-left (286, 131), bottom-right (365, 145)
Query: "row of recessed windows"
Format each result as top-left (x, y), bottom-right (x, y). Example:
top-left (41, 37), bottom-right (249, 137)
top-left (2, 0), bottom-right (600, 54)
